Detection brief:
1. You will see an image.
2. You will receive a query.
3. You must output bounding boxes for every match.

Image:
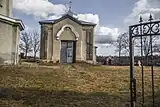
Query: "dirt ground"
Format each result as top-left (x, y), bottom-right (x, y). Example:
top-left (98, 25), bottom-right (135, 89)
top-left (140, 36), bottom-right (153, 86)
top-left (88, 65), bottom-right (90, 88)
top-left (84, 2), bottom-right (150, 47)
top-left (0, 64), bottom-right (160, 107)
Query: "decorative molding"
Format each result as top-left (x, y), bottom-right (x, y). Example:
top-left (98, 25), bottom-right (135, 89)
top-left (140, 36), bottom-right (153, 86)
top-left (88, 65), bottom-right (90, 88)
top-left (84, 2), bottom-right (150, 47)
top-left (130, 15), bottom-right (160, 37)
top-left (56, 24), bottom-right (79, 40)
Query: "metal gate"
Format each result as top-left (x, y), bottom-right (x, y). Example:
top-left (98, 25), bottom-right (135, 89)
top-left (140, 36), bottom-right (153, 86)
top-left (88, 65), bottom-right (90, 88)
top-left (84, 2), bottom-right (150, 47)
top-left (129, 14), bottom-right (160, 107)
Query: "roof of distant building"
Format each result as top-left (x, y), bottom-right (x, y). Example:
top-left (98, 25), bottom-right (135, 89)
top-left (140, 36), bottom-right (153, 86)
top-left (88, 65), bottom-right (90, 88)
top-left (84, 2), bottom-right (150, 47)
top-left (39, 10), bottom-right (96, 26)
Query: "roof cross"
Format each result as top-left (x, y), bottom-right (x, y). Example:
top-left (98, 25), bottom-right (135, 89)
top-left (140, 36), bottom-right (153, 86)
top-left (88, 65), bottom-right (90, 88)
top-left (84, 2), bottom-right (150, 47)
top-left (69, 0), bottom-right (72, 11)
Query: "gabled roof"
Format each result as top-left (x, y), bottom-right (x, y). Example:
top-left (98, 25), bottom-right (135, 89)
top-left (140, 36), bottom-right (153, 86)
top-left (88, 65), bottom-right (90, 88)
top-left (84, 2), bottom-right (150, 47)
top-left (0, 14), bottom-right (25, 31)
top-left (39, 13), bottom-right (97, 27)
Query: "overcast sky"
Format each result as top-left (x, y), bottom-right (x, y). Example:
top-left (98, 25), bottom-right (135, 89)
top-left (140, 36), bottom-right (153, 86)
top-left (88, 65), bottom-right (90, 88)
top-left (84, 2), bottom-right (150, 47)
top-left (13, 0), bottom-right (160, 56)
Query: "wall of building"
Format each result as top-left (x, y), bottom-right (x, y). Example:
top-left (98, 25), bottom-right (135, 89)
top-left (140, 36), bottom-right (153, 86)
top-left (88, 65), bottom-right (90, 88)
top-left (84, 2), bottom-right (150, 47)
top-left (0, 21), bottom-right (13, 63)
top-left (0, 0), bottom-right (12, 17)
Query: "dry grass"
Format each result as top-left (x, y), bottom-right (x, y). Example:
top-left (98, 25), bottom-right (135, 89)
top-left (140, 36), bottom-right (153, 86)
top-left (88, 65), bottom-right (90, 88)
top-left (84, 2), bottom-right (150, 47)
top-left (0, 64), bottom-right (160, 107)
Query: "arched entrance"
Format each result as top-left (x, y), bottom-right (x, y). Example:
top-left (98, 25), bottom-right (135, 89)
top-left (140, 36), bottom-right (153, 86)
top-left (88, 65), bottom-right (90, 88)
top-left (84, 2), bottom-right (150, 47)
top-left (56, 24), bottom-right (79, 63)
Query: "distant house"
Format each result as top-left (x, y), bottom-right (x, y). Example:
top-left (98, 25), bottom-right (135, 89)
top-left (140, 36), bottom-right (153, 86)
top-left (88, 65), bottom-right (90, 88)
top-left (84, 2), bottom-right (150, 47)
top-left (39, 10), bottom-right (97, 64)
top-left (0, 0), bottom-right (24, 64)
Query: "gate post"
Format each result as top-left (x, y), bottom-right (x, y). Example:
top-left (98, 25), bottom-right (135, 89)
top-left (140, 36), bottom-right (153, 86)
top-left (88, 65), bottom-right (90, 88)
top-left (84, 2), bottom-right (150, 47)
top-left (129, 26), bottom-right (136, 107)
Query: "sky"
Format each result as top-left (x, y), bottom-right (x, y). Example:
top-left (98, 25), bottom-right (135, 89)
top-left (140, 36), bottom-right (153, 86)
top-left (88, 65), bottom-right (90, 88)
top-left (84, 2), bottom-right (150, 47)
top-left (12, 0), bottom-right (160, 56)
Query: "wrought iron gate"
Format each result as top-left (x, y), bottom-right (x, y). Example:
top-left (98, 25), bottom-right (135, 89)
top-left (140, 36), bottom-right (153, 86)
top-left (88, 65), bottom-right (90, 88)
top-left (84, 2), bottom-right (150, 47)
top-left (129, 14), bottom-right (160, 107)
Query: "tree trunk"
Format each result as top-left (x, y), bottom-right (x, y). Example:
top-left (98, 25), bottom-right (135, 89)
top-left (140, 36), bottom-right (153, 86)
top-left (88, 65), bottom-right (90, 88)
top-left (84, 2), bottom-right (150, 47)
top-left (34, 52), bottom-right (36, 61)
top-left (25, 50), bottom-right (27, 59)
top-left (145, 56), bottom-right (149, 66)
top-left (119, 50), bottom-right (121, 65)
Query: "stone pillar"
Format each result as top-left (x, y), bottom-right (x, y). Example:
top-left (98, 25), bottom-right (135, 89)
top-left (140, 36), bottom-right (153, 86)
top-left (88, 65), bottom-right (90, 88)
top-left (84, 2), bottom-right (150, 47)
top-left (15, 26), bottom-right (20, 64)
top-left (40, 25), bottom-right (45, 59)
top-left (92, 28), bottom-right (95, 64)
top-left (52, 40), bottom-right (60, 63)
top-left (7, 0), bottom-right (12, 17)
top-left (82, 30), bottom-right (87, 61)
top-left (52, 25), bottom-right (54, 61)
top-left (52, 25), bottom-right (60, 63)
top-left (44, 26), bottom-right (48, 59)
top-left (93, 46), bottom-right (97, 64)
top-left (75, 27), bottom-right (82, 61)
top-left (47, 29), bottom-right (52, 61)
top-left (76, 38), bottom-right (82, 61)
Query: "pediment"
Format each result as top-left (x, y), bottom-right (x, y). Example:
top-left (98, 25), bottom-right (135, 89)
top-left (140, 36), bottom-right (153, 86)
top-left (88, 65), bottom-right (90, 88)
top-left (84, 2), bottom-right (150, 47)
top-left (39, 14), bottom-right (96, 27)
top-left (54, 14), bottom-right (82, 25)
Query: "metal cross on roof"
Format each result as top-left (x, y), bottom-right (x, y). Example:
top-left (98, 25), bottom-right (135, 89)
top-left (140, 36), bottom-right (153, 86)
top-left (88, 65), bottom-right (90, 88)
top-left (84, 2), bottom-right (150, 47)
top-left (69, 0), bottom-right (72, 11)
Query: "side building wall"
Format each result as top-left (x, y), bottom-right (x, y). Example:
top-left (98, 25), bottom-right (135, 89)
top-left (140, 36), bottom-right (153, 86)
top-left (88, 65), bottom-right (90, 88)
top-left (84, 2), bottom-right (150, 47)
top-left (0, 21), bottom-right (20, 64)
top-left (0, 21), bottom-right (13, 63)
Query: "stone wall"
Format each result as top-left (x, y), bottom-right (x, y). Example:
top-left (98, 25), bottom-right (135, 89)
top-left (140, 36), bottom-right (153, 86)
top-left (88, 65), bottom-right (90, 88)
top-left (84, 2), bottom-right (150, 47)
top-left (0, 21), bottom-right (20, 64)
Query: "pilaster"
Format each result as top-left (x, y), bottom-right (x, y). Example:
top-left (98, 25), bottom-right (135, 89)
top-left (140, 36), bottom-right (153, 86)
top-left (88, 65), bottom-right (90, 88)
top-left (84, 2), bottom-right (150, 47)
top-left (47, 28), bottom-right (53, 61)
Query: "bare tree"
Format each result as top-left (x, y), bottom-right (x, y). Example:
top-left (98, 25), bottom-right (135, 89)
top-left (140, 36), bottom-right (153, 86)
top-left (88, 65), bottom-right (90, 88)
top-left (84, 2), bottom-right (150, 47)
top-left (154, 44), bottom-right (160, 53)
top-left (135, 36), bottom-right (160, 65)
top-left (113, 32), bottom-right (129, 62)
top-left (19, 32), bottom-right (33, 58)
top-left (136, 37), bottom-right (150, 56)
top-left (32, 31), bottom-right (40, 60)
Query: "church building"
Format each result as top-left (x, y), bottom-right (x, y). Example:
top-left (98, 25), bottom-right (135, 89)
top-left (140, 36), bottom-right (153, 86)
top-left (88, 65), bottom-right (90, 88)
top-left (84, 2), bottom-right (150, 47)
top-left (0, 0), bottom-right (24, 64)
top-left (39, 7), bottom-right (97, 64)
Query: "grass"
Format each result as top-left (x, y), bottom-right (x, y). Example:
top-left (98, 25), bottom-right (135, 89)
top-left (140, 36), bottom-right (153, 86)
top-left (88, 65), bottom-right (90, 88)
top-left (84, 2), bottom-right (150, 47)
top-left (0, 64), bottom-right (160, 107)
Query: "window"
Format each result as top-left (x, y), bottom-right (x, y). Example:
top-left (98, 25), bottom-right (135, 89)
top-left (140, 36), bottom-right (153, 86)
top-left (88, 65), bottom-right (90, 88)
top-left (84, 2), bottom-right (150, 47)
top-left (86, 30), bottom-right (93, 60)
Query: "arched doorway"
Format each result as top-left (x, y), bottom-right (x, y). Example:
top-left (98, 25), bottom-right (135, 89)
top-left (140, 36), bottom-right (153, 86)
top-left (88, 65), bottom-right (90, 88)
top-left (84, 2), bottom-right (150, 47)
top-left (56, 24), bottom-right (79, 63)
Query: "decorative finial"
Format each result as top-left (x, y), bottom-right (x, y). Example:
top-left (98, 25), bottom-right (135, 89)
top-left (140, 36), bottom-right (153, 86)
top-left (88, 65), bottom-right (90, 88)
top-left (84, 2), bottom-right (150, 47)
top-left (69, 0), bottom-right (72, 11)
top-left (139, 16), bottom-right (143, 23)
top-left (149, 14), bottom-right (153, 21)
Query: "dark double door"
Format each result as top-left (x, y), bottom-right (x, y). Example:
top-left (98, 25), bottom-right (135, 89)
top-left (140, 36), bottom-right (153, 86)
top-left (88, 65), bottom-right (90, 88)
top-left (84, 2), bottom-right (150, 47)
top-left (60, 41), bottom-right (76, 63)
